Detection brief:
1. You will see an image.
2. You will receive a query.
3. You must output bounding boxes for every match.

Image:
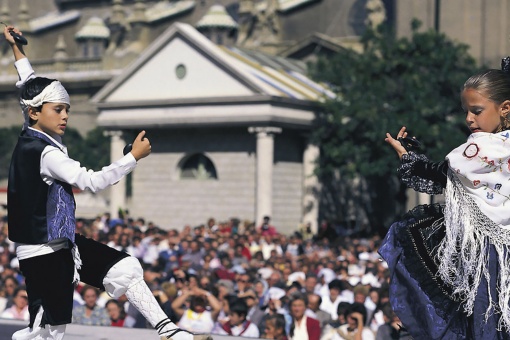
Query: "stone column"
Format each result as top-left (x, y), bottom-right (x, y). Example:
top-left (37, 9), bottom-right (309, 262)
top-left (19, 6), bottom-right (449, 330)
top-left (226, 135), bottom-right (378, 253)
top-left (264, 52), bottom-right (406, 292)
top-left (249, 126), bottom-right (282, 226)
top-left (104, 130), bottom-right (126, 218)
top-left (302, 143), bottom-right (320, 233)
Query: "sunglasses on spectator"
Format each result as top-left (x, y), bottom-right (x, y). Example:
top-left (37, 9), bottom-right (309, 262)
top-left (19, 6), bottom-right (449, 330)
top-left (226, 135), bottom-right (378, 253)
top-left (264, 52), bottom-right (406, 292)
top-left (236, 279), bottom-right (248, 283)
top-left (176, 278), bottom-right (186, 282)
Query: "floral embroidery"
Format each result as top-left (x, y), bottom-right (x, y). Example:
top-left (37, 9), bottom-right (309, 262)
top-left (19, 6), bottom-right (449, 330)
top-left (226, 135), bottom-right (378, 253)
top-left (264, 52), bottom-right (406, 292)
top-left (495, 183), bottom-right (503, 190)
top-left (463, 143), bottom-right (479, 158)
top-left (487, 192), bottom-right (494, 199)
top-left (479, 156), bottom-right (503, 172)
top-left (473, 180), bottom-right (480, 186)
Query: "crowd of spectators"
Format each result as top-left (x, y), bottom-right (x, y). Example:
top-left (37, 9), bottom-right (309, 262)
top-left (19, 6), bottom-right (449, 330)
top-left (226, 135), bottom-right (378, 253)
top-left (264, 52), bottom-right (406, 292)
top-left (0, 211), bottom-right (411, 339)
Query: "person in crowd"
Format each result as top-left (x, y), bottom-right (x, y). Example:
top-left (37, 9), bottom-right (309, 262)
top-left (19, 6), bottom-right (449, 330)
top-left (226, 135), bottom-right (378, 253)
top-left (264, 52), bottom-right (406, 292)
top-left (214, 279), bottom-right (236, 322)
top-left (353, 285), bottom-right (376, 326)
top-left (304, 275), bottom-right (319, 295)
top-left (0, 286), bottom-right (29, 321)
top-left (2, 275), bottom-right (20, 309)
top-left (235, 271), bottom-right (253, 295)
top-left (336, 302), bottom-right (375, 340)
top-left (258, 216), bottom-right (278, 237)
top-left (72, 285), bottom-right (110, 326)
top-left (152, 282), bottom-right (178, 322)
top-left (320, 279), bottom-right (353, 319)
top-left (288, 293), bottom-right (320, 340)
top-left (239, 288), bottom-right (265, 326)
top-left (171, 286), bottom-right (221, 334)
top-left (316, 220), bottom-right (337, 242)
top-left (258, 287), bottom-right (292, 336)
top-left (263, 313), bottom-right (289, 340)
top-left (105, 299), bottom-right (131, 327)
top-left (321, 301), bottom-right (352, 339)
top-left (306, 293), bottom-right (332, 331)
top-left (215, 298), bottom-right (260, 337)
top-left (375, 303), bottom-right (412, 340)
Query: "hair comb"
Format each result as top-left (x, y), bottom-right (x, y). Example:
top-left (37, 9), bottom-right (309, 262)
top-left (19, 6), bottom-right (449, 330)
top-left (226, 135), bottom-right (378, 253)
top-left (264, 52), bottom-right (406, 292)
top-left (501, 56), bottom-right (510, 74)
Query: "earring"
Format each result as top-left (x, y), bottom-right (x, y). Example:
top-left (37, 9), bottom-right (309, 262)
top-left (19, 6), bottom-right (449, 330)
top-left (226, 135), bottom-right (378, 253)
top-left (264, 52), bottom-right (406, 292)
top-left (498, 115), bottom-right (510, 132)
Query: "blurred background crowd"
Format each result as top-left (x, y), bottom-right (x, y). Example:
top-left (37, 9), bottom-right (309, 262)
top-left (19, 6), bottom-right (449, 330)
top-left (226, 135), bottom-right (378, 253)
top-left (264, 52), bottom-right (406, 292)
top-left (0, 211), bottom-right (410, 339)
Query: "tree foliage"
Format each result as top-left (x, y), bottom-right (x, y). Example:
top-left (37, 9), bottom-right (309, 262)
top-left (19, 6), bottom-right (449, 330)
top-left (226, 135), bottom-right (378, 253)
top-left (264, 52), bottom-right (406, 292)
top-left (309, 21), bottom-right (479, 233)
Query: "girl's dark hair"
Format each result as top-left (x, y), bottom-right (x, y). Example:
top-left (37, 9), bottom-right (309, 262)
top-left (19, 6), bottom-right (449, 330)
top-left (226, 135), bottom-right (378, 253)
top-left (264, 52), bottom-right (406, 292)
top-left (463, 69), bottom-right (510, 105)
top-left (20, 77), bottom-right (58, 101)
top-left (105, 299), bottom-right (127, 320)
top-left (267, 314), bottom-right (287, 337)
top-left (345, 302), bottom-right (368, 325)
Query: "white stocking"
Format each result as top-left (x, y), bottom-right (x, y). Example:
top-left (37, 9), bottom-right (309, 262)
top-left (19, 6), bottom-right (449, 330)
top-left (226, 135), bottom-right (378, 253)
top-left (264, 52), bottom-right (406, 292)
top-left (103, 257), bottom-right (176, 335)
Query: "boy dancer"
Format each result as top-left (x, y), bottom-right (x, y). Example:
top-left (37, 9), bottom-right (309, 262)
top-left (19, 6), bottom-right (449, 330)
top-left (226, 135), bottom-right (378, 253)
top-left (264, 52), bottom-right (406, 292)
top-left (4, 26), bottom-right (204, 340)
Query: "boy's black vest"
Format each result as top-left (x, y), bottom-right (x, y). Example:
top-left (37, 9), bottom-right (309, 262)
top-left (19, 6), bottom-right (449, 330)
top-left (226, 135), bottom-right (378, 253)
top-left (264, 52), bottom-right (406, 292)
top-left (8, 129), bottom-right (76, 244)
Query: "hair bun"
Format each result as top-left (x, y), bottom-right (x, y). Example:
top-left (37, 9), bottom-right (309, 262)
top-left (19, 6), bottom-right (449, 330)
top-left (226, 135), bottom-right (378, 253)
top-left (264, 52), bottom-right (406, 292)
top-left (502, 56), bottom-right (510, 74)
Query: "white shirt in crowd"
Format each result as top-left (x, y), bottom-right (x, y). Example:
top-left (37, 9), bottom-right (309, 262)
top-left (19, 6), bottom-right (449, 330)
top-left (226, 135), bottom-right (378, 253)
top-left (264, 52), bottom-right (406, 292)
top-left (291, 315), bottom-right (309, 340)
top-left (320, 292), bottom-right (354, 319)
top-left (215, 321), bottom-right (260, 338)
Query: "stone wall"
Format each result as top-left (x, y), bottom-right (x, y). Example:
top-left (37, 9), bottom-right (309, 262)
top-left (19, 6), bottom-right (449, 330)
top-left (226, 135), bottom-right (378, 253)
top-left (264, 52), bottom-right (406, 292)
top-left (128, 127), bottom-right (257, 229)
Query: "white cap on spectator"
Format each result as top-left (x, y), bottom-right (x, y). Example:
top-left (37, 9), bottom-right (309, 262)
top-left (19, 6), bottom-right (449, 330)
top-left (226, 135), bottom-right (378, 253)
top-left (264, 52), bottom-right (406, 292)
top-left (232, 265), bottom-right (246, 274)
top-left (209, 258), bottom-right (221, 269)
top-left (258, 267), bottom-right (273, 280)
top-left (358, 252), bottom-right (370, 261)
top-left (268, 287), bottom-right (286, 300)
top-left (361, 272), bottom-right (381, 287)
top-left (287, 271), bottom-right (305, 286)
top-left (318, 268), bottom-right (335, 284)
top-left (348, 277), bottom-right (360, 286)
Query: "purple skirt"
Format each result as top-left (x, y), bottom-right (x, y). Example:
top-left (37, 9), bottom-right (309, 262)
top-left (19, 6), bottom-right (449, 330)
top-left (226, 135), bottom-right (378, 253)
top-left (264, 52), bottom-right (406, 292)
top-left (379, 204), bottom-right (510, 340)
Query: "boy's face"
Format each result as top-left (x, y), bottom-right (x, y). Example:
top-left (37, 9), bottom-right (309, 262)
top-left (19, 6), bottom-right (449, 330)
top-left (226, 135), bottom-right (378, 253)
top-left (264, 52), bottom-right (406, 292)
top-left (290, 299), bottom-right (306, 320)
top-left (29, 102), bottom-right (70, 137)
top-left (228, 311), bottom-right (244, 326)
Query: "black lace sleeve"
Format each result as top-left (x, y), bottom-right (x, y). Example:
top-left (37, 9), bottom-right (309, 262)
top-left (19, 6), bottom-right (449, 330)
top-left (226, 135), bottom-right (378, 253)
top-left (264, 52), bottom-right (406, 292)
top-left (397, 152), bottom-right (446, 194)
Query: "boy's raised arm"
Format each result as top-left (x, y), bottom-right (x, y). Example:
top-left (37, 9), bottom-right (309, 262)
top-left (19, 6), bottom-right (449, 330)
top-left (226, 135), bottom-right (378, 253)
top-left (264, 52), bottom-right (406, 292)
top-left (4, 25), bottom-right (26, 61)
top-left (3, 26), bottom-right (35, 88)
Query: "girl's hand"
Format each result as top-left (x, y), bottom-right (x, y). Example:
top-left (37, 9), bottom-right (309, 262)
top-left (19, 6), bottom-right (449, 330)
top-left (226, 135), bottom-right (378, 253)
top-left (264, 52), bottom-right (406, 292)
top-left (385, 126), bottom-right (409, 160)
top-left (131, 130), bottom-right (151, 161)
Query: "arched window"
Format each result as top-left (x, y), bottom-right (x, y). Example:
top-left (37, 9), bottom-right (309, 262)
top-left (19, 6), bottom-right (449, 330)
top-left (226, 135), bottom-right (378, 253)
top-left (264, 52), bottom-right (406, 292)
top-left (179, 153), bottom-right (218, 180)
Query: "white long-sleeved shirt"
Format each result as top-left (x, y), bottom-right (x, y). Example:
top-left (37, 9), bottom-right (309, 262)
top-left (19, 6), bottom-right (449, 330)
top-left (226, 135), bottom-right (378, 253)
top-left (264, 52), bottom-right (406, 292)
top-left (13, 58), bottom-right (137, 261)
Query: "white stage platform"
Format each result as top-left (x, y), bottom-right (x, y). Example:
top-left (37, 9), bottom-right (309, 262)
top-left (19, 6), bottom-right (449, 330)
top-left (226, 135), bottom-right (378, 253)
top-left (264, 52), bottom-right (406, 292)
top-left (0, 319), bottom-right (260, 340)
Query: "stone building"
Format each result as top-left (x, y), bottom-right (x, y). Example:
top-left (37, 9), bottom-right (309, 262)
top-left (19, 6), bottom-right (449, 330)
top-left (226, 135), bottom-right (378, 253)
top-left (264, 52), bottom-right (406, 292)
top-left (92, 22), bottom-right (333, 232)
top-left (0, 0), bottom-right (507, 232)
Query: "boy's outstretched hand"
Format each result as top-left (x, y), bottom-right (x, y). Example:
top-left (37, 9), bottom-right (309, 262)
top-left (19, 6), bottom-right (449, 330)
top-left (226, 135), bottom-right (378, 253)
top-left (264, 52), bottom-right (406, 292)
top-left (131, 130), bottom-right (151, 161)
top-left (385, 126), bottom-right (409, 160)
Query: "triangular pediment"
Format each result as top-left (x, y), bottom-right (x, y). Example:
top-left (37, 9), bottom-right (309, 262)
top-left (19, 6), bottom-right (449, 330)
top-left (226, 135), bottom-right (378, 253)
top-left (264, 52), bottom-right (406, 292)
top-left (93, 23), bottom-right (262, 104)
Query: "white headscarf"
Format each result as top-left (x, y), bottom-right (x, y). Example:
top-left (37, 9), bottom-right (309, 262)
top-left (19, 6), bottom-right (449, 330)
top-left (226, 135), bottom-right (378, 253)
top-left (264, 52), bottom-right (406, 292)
top-left (19, 80), bottom-right (70, 130)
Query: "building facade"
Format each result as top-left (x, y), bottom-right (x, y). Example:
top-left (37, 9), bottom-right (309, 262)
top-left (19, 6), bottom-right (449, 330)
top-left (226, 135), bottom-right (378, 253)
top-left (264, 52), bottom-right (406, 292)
top-left (0, 0), bottom-right (506, 232)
